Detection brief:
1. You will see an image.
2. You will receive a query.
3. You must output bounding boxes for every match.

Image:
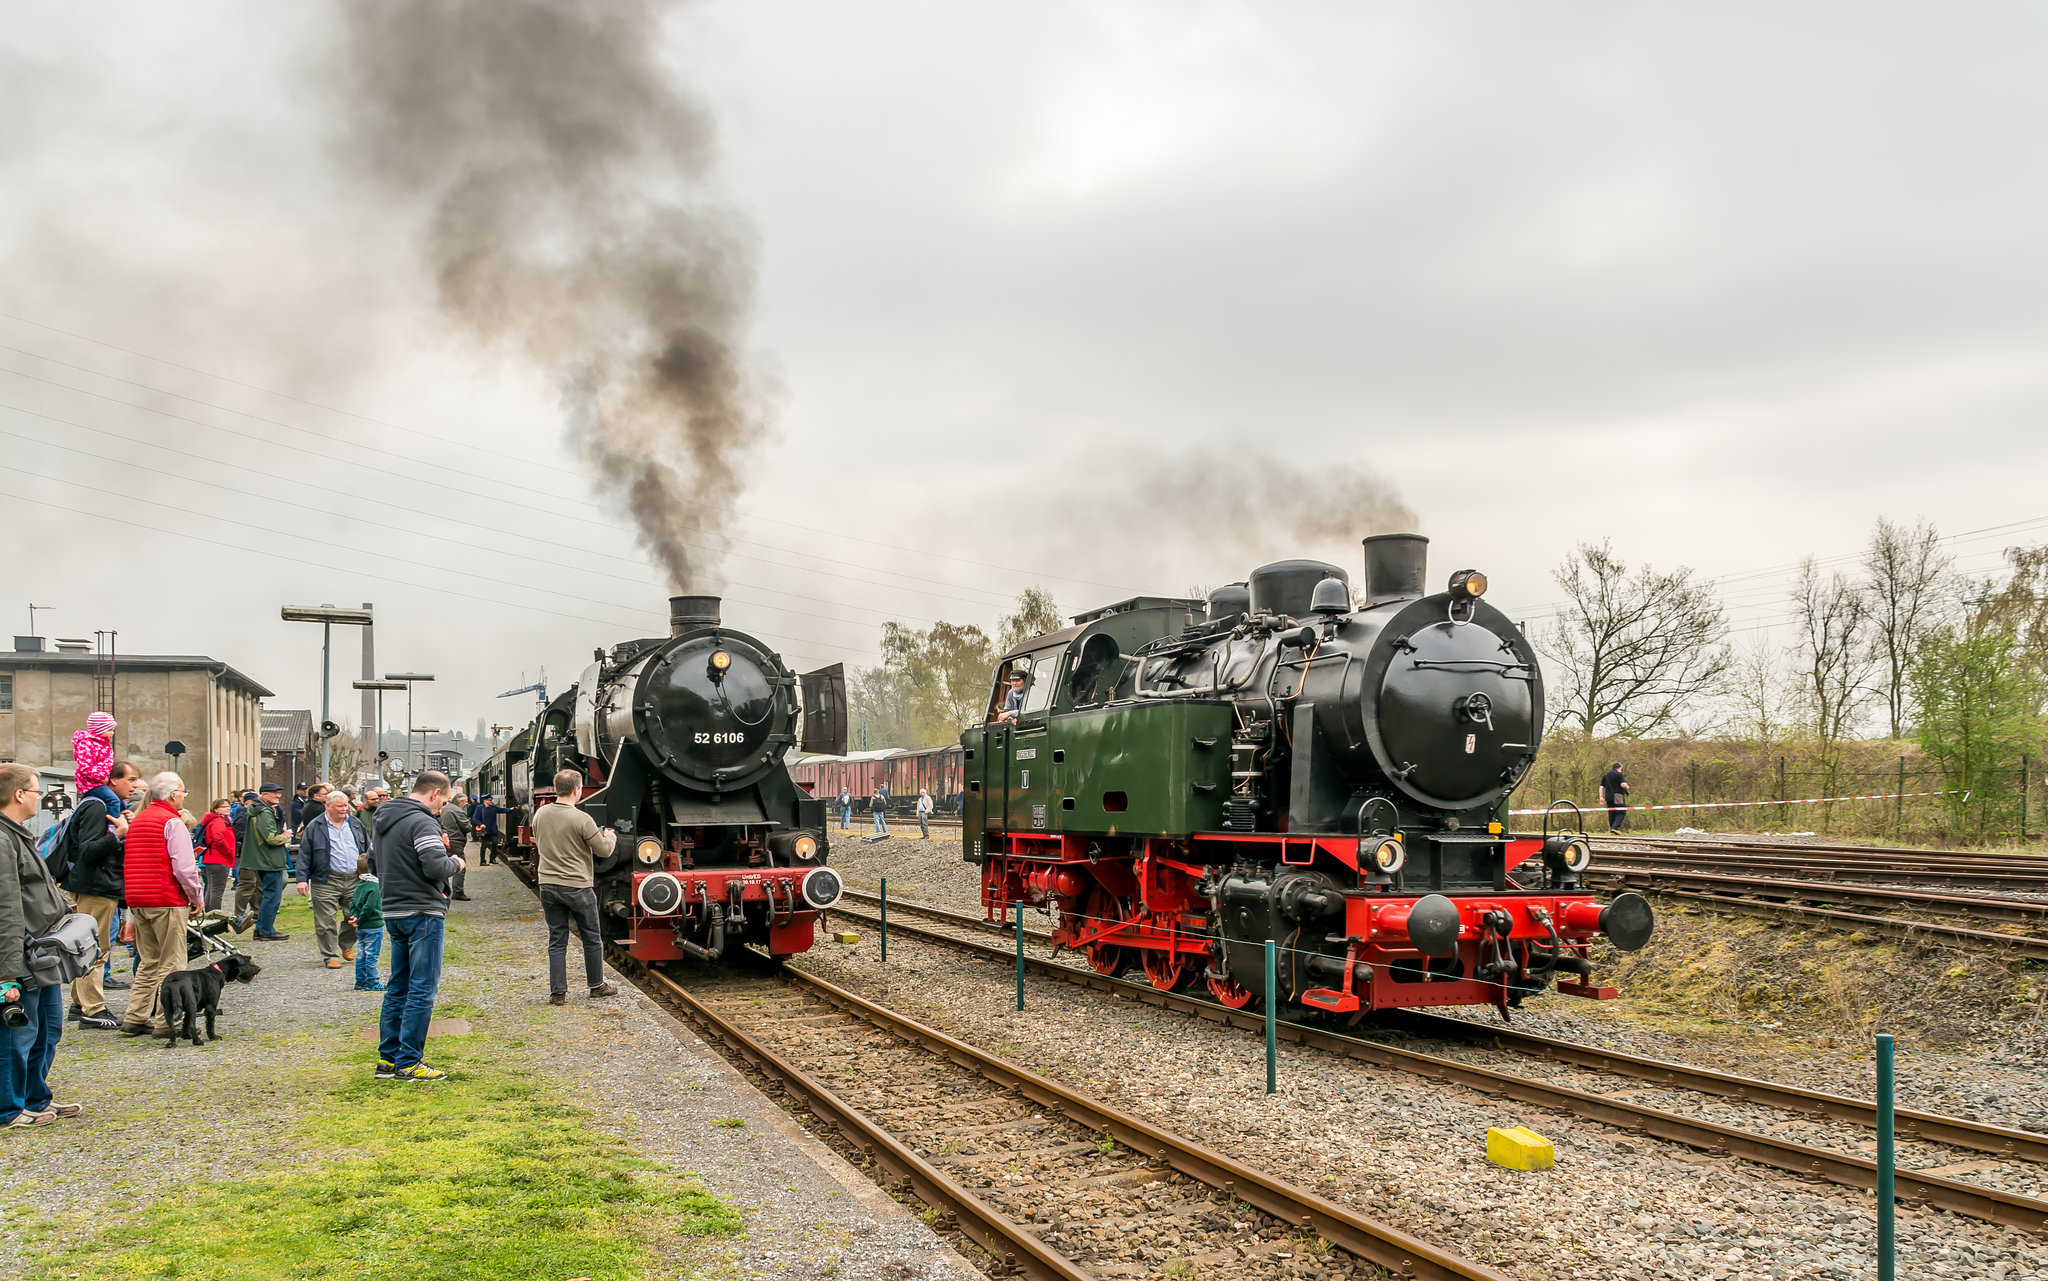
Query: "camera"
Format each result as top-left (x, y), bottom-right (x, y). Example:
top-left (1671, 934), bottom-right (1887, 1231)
top-left (0, 983), bottom-right (26, 1029)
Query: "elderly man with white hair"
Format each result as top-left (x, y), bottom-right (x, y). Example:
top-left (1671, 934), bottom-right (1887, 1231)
top-left (117, 772), bottom-right (203, 1037)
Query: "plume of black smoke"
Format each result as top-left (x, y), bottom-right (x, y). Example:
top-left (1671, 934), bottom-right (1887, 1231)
top-left (334, 0), bottom-right (762, 591)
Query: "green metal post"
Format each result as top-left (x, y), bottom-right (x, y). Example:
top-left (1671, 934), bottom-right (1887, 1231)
top-left (1264, 940), bottom-right (1277, 1094)
top-left (1015, 903), bottom-right (1025, 1011)
top-left (879, 877), bottom-right (887, 963)
top-left (1878, 1033), bottom-right (1895, 1281)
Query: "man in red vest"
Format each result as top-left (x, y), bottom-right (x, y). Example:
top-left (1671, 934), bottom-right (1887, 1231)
top-left (119, 773), bottom-right (203, 1037)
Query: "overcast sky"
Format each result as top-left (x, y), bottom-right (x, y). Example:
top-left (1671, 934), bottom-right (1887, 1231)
top-left (3, 1), bottom-right (2046, 737)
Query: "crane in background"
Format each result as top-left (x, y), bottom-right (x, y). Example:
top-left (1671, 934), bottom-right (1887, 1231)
top-left (498, 667), bottom-right (547, 715)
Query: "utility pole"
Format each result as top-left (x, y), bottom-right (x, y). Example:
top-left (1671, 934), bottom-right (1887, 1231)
top-left (385, 672), bottom-right (435, 776)
top-left (282, 605), bottom-right (373, 785)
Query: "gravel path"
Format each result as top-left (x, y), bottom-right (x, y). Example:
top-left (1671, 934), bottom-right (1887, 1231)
top-left (0, 849), bottom-right (978, 1281)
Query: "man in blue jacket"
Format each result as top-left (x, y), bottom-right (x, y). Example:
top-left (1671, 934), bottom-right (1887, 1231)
top-left (373, 770), bottom-right (464, 1083)
top-left (295, 789), bottom-right (369, 970)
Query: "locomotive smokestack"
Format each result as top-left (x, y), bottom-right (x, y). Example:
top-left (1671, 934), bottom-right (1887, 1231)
top-left (669, 595), bottom-right (721, 636)
top-left (1363, 533), bottom-right (1429, 607)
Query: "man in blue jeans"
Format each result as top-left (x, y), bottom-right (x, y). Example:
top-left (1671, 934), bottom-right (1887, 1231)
top-left (370, 770), bottom-right (464, 1083)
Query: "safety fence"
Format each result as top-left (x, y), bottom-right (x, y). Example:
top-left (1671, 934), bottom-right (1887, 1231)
top-left (1521, 740), bottom-right (2043, 844)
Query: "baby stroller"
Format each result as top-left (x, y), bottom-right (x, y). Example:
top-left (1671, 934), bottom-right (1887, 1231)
top-left (186, 911), bottom-right (254, 966)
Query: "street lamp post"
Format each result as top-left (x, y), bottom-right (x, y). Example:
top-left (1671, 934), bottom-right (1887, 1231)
top-left (385, 673), bottom-right (435, 777)
top-left (282, 605), bottom-right (374, 784)
top-left (353, 680), bottom-right (407, 787)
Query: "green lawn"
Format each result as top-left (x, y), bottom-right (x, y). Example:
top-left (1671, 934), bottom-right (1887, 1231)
top-left (20, 897), bottom-right (741, 1280)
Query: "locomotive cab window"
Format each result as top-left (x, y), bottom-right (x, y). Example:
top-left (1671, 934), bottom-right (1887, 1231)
top-left (1021, 649), bottom-right (1062, 716)
top-left (987, 656), bottom-right (1034, 723)
top-left (1069, 633), bottom-right (1122, 706)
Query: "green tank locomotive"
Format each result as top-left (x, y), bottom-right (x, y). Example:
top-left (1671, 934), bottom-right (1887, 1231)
top-left (964, 534), bottom-right (1653, 1017)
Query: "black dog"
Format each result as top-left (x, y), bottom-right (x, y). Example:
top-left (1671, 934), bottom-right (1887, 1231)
top-left (159, 953), bottom-right (262, 1047)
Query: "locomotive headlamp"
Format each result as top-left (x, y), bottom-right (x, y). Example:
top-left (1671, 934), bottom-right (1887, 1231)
top-left (792, 833), bottom-right (819, 860)
top-left (1559, 838), bottom-right (1591, 873)
top-left (636, 838), bottom-right (665, 865)
top-left (710, 650), bottom-right (732, 671)
top-left (1449, 569), bottom-right (1488, 599)
top-left (1369, 836), bottom-right (1406, 874)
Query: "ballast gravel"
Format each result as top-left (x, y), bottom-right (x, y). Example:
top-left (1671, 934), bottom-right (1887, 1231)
top-left (819, 834), bottom-right (2048, 1280)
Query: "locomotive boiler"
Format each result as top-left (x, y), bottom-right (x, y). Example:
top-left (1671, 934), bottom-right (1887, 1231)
top-left (966, 534), bottom-right (1653, 1017)
top-left (487, 595), bottom-right (849, 965)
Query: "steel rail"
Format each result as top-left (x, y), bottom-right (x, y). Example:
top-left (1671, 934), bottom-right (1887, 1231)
top-left (840, 892), bottom-right (2048, 1163)
top-left (499, 859), bottom-right (1093, 1281)
top-left (633, 962), bottom-right (1096, 1281)
top-left (1589, 852), bottom-right (2048, 891)
top-left (1619, 836), bottom-right (2048, 863)
top-left (1644, 889), bottom-right (2048, 960)
top-left (779, 967), bottom-right (1511, 1281)
top-left (831, 895), bottom-right (2048, 1229)
top-left (1590, 867), bottom-right (2048, 925)
top-left (507, 862), bottom-right (1506, 1279)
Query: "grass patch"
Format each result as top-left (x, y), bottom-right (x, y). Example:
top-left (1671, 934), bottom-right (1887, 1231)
top-left (25, 1015), bottom-right (740, 1280)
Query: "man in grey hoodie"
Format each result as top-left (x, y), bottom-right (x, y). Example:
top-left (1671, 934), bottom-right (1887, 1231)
top-left (371, 770), bottom-right (464, 1084)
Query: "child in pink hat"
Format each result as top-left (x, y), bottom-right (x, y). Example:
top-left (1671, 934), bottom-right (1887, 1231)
top-left (73, 713), bottom-right (117, 791)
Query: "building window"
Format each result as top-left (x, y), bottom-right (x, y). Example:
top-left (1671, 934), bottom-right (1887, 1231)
top-left (0, 674), bottom-right (11, 711)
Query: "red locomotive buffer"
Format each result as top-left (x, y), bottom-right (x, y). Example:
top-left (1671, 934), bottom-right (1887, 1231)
top-left (962, 537), bottom-right (1655, 1017)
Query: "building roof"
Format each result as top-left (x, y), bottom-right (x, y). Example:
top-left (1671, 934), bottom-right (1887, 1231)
top-left (262, 709), bottom-right (313, 752)
top-left (0, 652), bottom-right (274, 699)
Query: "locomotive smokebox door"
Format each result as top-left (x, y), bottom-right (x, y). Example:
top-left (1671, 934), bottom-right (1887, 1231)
top-left (800, 663), bottom-right (848, 755)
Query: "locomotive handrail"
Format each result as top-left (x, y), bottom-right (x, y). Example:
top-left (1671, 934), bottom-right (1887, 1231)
top-left (1539, 799), bottom-right (1586, 841)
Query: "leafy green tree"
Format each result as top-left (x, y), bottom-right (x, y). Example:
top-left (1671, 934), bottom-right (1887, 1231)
top-left (846, 589), bottom-right (1060, 749)
top-left (1910, 618), bottom-right (2044, 840)
top-left (998, 587), bottom-right (1064, 652)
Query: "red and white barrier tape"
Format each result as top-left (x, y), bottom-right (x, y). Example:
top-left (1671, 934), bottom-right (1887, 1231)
top-left (1507, 787), bottom-right (1967, 817)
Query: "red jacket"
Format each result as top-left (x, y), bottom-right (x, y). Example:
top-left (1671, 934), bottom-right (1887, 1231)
top-left (125, 799), bottom-right (196, 908)
top-left (198, 811), bottom-right (237, 867)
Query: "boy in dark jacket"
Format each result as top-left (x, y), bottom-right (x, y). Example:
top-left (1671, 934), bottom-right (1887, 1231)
top-left (346, 855), bottom-right (384, 992)
top-left (373, 771), bottom-right (464, 1083)
top-left (57, 763), bottom-right (141, 1031)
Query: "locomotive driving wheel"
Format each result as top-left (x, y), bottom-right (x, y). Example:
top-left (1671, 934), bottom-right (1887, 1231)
top-left (1206, 972), bottom-right (1256, 1009)
top-left (1080, 887), bottom-right (1133, 978)
top-left (1142, 947), bottom-right (1197, 991)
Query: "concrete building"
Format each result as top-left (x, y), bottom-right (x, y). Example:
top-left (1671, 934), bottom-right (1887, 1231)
top-left (0, 649), bottom-right (273, 810)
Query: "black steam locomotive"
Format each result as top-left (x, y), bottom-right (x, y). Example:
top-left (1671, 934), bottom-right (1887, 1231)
top-left (479, 595), bottom-right (849, 964)
top-left (970, 534), bottom-right (1654, 1016)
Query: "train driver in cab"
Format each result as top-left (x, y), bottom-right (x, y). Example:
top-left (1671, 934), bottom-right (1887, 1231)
top-left (995, 666), bottom-right (1027, 723)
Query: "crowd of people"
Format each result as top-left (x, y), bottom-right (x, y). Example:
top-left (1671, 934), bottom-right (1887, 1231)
top-left (2, 713), bottom-right (526, 1129)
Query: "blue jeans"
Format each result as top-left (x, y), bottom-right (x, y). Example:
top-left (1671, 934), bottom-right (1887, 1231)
top-left (1, 983), bottom-right (64, 1123)
top-left (378, 915), bottom-right (445, 1069)
top-left (872, 808), bottom-right (887, 834)
top-left (255, 870), bottom-right (285, 934)
top-left (354, 926), bottom-right (385, 989)
top-left (839, 805), bottom-right (850, 830)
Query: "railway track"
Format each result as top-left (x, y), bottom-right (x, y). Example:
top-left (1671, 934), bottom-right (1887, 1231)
top-left (1593, 841), bottom-right (2048, 892)
top-left (1579, 867), bottom-right (2048, 959)
top-left (503, 856), bottom-right (1504, 1280)
top-left (834, 889), bottom-right (2048, 1232)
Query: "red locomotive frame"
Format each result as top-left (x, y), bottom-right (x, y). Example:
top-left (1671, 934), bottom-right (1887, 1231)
top-left (981, 831), bottom-right (1613, 1017)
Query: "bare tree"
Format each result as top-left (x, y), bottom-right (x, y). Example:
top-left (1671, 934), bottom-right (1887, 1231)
top-left (1790, 557), bottom-right (1878, 762)
top-left (1861, 517), bottom-right (1955, 739)
top-left (1543, 541), bottom-right (1730, 736)
top-left (1719, 635), bottom-right (1796, 742)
